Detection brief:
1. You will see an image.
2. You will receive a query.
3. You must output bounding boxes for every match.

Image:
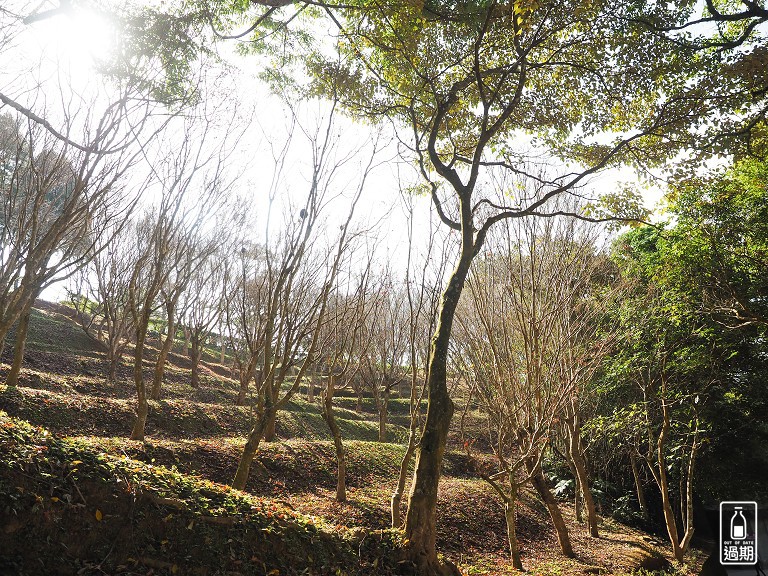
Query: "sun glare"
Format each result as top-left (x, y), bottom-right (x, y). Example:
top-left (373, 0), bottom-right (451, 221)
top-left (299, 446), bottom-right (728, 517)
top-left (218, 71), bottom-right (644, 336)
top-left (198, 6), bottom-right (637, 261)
top-left (24, 4), bottom-right (116, 83)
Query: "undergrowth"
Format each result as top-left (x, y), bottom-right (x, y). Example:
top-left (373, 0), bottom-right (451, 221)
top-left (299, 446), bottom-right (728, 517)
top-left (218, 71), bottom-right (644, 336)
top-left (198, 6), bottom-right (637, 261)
top-left (0, 411), bottom-right (403, 576)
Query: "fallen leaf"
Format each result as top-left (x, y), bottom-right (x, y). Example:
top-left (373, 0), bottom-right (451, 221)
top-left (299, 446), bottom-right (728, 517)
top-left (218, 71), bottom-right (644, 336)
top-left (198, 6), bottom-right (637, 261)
top-left (95, 509), bottom-right (103, 521)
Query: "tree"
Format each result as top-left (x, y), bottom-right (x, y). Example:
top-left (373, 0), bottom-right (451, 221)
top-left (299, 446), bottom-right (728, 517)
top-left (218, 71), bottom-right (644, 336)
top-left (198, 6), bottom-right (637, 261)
top-left (150, 250), bottom-right (194, 400)
top-left (0, 86), bottom-right (146, 384)
top-left (359, 269), bottom-right (411, 443)
top-left (455, 212), bottom-right (616, 566)
top-left (661, 159), bottom-right (768, 505)
top-left (229, 100), bottom-right (383, 489)
top-left (605, 225), bottom-right (719, 561)
top-left (315, 257), bottom-right (376, 502)
top-left (299, 4), bottom-right (695, 571)
top-left (391, 201), bottom-right (449, 529)
top-left (126, 111), bottom-right (232, 441)
top-left (666, 158), bottom-right (768, 328)
top-left (47, 0), bottom-right (764, 570)
top-left (182, 242), bottom-right (230, 389)
top-left (627, 0), bottom-right (768, 158)
top-left (69, 214), bottom-right (141, 382)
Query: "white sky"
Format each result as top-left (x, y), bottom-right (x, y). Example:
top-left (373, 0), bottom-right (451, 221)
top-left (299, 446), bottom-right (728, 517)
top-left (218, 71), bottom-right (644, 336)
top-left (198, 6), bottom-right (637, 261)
top-left (3, 1), bottom-right (667, 302)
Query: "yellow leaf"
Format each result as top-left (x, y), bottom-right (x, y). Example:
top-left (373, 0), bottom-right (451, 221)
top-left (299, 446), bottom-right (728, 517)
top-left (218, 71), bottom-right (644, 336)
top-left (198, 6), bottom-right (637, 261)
top-left (267, 570), bottom-right (280, 576)
top-left (70, 460), bottom-right (83, 466)
top-left (95, 509), bottom-right (103, 521)
top-left (51, 497), bottom-right (59, 502)
top-left (171, 565), bottom-right (178, 574)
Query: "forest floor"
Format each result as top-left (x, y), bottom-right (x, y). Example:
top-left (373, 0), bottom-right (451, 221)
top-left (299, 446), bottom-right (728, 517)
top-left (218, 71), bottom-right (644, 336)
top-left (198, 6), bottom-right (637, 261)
top-left (0, 301), bottom-right (708, 575)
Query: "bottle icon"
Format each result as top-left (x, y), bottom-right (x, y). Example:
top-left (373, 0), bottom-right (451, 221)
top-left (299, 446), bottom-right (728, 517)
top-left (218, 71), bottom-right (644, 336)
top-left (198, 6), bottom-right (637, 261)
top-left (731, 507), bottom-right (748, 540)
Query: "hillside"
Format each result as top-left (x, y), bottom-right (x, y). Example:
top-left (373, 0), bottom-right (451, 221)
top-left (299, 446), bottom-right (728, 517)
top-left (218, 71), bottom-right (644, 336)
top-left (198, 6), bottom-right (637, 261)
top-left (0, 301), bottom-right (706, 575)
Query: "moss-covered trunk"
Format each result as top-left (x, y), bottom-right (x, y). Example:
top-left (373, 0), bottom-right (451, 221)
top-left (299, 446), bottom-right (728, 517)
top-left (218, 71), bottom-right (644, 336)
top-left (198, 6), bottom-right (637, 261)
top-left (6, 307), bottom-right (31, 387)
top-left (403, 246), bottom-right (472, 576)
top-left (151, 306), bottom-right (177, 400)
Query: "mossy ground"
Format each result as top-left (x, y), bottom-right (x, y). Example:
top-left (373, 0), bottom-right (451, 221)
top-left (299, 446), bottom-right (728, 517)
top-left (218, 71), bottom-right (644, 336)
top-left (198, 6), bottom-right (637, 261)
top-left (0, 301), bottom-right (707, 575)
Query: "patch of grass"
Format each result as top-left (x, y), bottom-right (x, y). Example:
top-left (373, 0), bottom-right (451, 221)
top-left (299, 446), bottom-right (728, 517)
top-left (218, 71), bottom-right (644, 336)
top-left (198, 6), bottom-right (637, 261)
top-left (0, 384), bottom-right (408, 443)
top-left (279, 399), bottom-right (408, 443)
top-left (24, 307), bottom-right (101, 356)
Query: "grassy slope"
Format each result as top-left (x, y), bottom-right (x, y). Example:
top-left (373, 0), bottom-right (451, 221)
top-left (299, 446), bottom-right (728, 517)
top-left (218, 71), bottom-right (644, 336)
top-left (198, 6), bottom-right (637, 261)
top-left (0, 302), bottom-right (705, 575)
top-left (0, 411), bottom-right (403, 576)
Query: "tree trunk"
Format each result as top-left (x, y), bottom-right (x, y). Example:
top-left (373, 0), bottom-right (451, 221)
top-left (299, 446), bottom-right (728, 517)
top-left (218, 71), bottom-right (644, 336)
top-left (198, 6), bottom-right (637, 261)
top-left (232, 412), bottom-right (269, 489)
top-left (321, 375), bottom-right (346, 503)
top-left (151, 310), bottom-right (176, 400)
top-left (378, 386), bottom-right (389, 442)
top-left (563, 453), bottom-right (583, 523)
top-left (130, 321), bottom-right (150, 441)
top-left (130, 395), bottom-right (149, 440)
top-left (108, 355), bottom-right (119, 383)
top-left (567, 423), bottom-right (599, 537)
top-left (656, 391), bottom-right (684, 562)
top-left (356, 391), bottom-right (363, 413)
top-left (0, 289), bottom-right (30, 361)
top-left (403, 248), bottom-right (472, 576)
top-left (307, 375), bottom-right (315, 403)
top-left (392, 426), bottom-right (419, 527)
top-left (183, 326), bottom-right (190, 355)
top-left (220, 338), bottom-right (226, 364)
top-left (263, 407), bottom-right (277, 442)
top-left (505, 484), bottom-right (523, 571)
top-left (571, 448), bottom-right (599, 537)
top-left (630, 452), bottom-right (649, 520)
top-left (575, 485), bottom-right (584, 524)
top-left (527, 457), bottom-right (575, 558)
top-left (679, 435), bottom-right (698, 554)
top-left (6, 308), bottom-right (32, 387)
top-left (237, 375), bottom-right (248, 405)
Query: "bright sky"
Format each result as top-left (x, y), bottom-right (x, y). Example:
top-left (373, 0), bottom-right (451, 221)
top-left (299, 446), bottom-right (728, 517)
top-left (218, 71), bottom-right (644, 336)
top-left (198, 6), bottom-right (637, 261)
top-left (3, 0), bottom-right (666, 303)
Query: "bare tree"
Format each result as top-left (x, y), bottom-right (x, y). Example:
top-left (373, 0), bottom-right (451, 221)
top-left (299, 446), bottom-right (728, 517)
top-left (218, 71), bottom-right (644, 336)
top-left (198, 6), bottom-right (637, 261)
top-left (0, 81), bottom-right (151, 383)
top-left (358, 269), bottom-right (411, 443)
top-left (633, 342), bottom-right (702, 561)
top-left (229, 101), bottom-right (384, 490)
top-left (126, 110), bottom-right (233, 441)
top-left (150, 254), bottom-right (194, 399)
top-left (315, 255), bottom-right (376, 502)
top-left (182, 243), bottom-right (230, 388)
top-left (454, 212), bottom-right (619, 565)
top-left (69, 214), bottom-right (142, 381)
